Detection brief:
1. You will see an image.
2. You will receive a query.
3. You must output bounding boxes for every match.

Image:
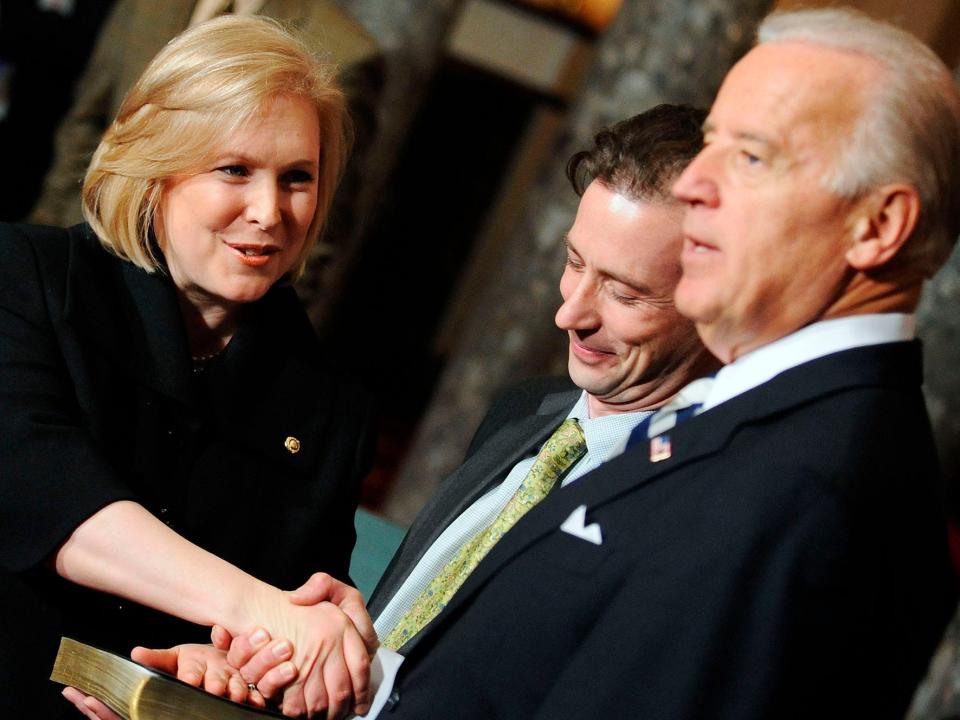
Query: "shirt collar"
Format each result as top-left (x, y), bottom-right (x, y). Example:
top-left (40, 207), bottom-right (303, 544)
top-left (703, 313), bottom-right (915, 411)
top-left (566, 390), bottom-right (652, 463)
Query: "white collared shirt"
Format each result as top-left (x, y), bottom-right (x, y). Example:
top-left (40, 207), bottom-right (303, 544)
top-left (702, 313), bottom-right (915, 411)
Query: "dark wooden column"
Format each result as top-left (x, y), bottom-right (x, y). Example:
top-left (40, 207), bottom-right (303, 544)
top-left (301, 0), bottom-right (465, 332)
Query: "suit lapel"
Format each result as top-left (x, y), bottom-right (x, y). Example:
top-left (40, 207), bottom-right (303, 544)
top-left (415, 342), bottom-right (921, 645)
top-left (117, 261), bottom-right (195, 405)
top-left (63, 225), bottom-right (195, 407)
top-left (428, 392), bottom-right (580, 532)
top-left (368, 390), bottom-right (579, 619)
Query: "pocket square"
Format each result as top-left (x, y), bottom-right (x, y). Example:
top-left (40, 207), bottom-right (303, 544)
top-left (560, 505), bottom-right (603, 545)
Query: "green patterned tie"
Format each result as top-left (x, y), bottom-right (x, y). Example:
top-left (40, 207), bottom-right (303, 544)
top-left (383, 418), bottom-right (586, 650)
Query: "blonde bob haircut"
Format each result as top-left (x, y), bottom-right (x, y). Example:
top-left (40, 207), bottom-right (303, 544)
top-left (82, 15), bottom-right (349, 280)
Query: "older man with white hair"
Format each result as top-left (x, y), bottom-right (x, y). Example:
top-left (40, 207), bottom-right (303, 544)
top-left (659, 7), bottom-right (960, 717)
top-left (358, 10), bottom-right (957, 716)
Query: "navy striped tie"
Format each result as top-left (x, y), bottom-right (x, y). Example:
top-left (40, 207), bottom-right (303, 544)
top-left (626, 375), bottom-right (716, 449)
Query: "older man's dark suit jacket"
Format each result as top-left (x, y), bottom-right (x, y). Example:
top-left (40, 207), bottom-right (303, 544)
top-left (0, 223), bottom-right (376, 717)
top-left (372, 342), bottom-right (956, 719)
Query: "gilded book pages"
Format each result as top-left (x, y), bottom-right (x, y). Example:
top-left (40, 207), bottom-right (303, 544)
top-left (50, 638), bottom-right (282, 720)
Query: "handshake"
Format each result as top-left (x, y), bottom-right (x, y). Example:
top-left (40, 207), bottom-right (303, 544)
top-left (64, 573), bottom-right (379, 720)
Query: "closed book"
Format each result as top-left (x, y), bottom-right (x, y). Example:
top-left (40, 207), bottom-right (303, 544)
top-left (50, 636), bottom-right (283, 720)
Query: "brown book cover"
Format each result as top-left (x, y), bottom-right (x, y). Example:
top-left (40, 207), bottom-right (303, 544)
top-left (50, 637), bottom-right (284, 720)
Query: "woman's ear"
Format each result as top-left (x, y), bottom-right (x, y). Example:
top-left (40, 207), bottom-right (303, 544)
top-left (845, 184), bottom-right (920, 270)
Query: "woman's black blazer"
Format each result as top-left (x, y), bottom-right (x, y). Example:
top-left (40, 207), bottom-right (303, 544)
top-left (0, 222), bottom-right (377, 716)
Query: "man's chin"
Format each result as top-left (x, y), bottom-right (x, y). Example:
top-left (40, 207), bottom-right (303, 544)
top-left (673, 282), bottom-right (718, 324)
top-left (567, 364), bottom-right (621, 399)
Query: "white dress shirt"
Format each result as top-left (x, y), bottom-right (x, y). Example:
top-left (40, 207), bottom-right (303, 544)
top-left (703, 313), bottom-right (915, 411)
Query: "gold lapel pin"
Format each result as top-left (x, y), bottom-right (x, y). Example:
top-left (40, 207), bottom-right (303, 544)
top-left (284, 436), bottom-right (301, 454)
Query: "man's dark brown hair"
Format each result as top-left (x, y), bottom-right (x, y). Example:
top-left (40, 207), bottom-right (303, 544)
top-left (567, 103), bottom-right (707, 202)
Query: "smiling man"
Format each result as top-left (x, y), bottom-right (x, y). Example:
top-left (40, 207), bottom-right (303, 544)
top-left (367, 103), bottom-right (718, 655)
top-left (557, 178), bottom-right (709, 417)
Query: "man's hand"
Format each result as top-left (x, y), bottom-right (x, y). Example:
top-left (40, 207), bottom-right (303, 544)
top-left (231, 572), bottom-right (377, 718)
top-left (242, 589), bottom-right (373, 719)
top-left (62, 687), bottom-right (120, 720)
top-left (61, 639), bottom-right (271, 719)
top-left (225, 627), bottom-right (312, 703)
top-left (131, 643), bottom-right (270, 706)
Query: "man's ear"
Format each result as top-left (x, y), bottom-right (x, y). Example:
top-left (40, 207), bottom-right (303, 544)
top-left (845, 184), bottom-right (920, 270)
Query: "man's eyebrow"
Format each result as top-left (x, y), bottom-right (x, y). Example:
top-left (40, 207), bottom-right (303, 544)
top-left (701, 120), bottom-right (775, 147)
top-left (603, 267), bottom-right (655, 296)
top-left (564, 234), bottom-right (656, 295)
top-left (735, 130), bottom-right (775, 147)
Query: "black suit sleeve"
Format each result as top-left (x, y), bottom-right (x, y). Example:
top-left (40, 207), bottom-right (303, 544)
top-left (0, 224), bottom-right (134, 572)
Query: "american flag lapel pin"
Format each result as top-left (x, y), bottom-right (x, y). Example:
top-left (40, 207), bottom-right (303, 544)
top-left (650, 433), bottom-right (672, 462)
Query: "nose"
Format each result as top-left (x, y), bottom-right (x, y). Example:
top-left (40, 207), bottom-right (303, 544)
top-left (671, 148), bottom-right (719, 208)
top-left (245, 178), bottom-right (282, 228)
top-left (555, 271), bottom-right (600, 332)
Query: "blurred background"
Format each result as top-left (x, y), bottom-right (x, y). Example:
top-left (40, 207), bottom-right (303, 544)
top-left (2, 1), bottom-right (960, 714)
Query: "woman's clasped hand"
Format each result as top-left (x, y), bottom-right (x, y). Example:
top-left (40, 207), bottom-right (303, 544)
top-left (63, 573), bottom-right (378, 719)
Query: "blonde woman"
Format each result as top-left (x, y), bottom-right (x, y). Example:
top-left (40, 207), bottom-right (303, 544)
top-left (0, 16), bottom-right (377, 719)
